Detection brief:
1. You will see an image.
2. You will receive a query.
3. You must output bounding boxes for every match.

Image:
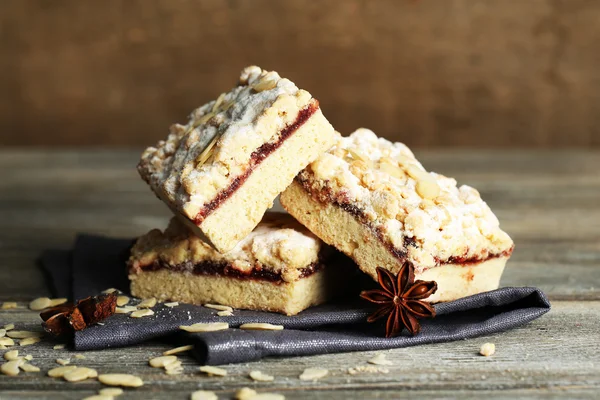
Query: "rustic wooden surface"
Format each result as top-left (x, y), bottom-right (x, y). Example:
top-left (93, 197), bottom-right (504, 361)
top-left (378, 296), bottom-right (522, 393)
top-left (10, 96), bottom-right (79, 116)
top-left (2, 0), bottom-right (600, 148)
top-left (0, 149), bottom-right (599, 399)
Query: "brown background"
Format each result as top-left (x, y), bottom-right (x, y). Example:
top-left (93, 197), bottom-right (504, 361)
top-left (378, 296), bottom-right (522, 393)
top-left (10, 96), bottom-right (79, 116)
top-left (1, 0), bottom-right (599, 148)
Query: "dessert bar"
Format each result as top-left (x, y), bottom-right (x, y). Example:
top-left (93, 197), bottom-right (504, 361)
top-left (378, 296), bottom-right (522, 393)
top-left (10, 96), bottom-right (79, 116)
top-left (128, 213), bottom-right (343, 315)
top-left (280, 129), bottom-right (514, 302)
top-left (138, 66), bottom-right (336, 253)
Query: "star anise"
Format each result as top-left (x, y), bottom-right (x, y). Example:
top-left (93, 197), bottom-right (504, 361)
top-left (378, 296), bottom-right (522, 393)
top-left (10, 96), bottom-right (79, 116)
top-left (40, 292), bottom-right (117, 336)
top-left (360, 262), bottom-right (437, 338)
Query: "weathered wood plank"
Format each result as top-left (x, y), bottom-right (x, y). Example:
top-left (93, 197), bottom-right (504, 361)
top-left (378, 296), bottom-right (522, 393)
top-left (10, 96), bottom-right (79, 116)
top-left (0, 301), bottom-right (598, 398)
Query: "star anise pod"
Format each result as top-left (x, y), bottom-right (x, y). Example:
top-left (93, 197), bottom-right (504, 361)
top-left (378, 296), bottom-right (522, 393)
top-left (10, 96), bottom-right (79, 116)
top-left (360, 262), bottom-right (437, 338)
top-left (40, 292), bottom-right (117, 336)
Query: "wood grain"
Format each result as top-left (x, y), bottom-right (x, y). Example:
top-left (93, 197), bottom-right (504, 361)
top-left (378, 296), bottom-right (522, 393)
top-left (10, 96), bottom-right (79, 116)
top-left (1, 0), bottom-right (600, 148)
top-left (0, 301), bottom-right (599, 398)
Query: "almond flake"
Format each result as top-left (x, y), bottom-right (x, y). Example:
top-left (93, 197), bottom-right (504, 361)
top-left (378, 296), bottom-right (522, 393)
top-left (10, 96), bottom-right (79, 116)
top-left (196, 112), bottom-right (215, 126)
top-left (252, 78), bottom-right (278, 92)
top-left (212, 92), bottom-right (227, 113)
top-left (239, 323), bottom-right (283, 331)
top-left (217, 310), bottom-right (233, 317)
top-left (29, 297), bottom-right (52, 311)
top-left (116, 296), bottom-right (130, 307)
top-left (74, 354), bottom-right (86, 359)
top-left (1, 359), bottom-right (24, 376)
top-left (347, 148), bottom-right (369, 162)
top-left (101, 288), bottom-right (118, 294)
top-left (56, 358), bottom-right (70, 365)
top-left (347, 365), bottom-right (389, 375)
top-left (368, 353), bottom-right (393, 366)
top-left (4, 350), bottom-right (19, 361)
top-left (180, 322), bottom-right (228, 333)
top-left (149, 355), bottom-right (178, 368)
top-left (165, 366), bottom-right (184, 375)
top-left (130, 309), bottom-right (154, 318)
top-left (191, 390), bottom-right (218, 400)
top-left (7, 330), bottom-right (43, 339)
top-left (164, 360), bottom-right (182, 371)
top-left (137, 298), bottom-right (157, 308)
top-left (235, 388), bottom-right (257, 399)
top-left (53, 344), bottom-right (66, 350)
top-left (405, 164), bottom-right (430, 181)
top-left (204, 304), bottom-right (233, 312)
top-left (163, 345), bottom-right (193, 356)
top-left (249, 370), bottom-right (274, 382)
top-left (48, 365), bottom-right (77, 378)
top-left (164, 302), bottom-right (179, 308)
top-left (198, 365), bottom-right (227, 377)
top-left (3, 324), bottom-right (15, 331)
top-left (49, 298), bottom-right (68, 307)
top-left (1, 302), bottom-right (17, 310)
top-left (416, 179), bottom-right (441, 200)
top-left (0, 329), bottom-right (5, 337)
top-left (115, 306), bottom-right (137, 314)
top-left (19, 337), bottom-right (41, 346)
top-left (64, 366), bottom-right (97, 382)
top-left (0, 338), bottom-right (15, 346)
top-left (99, 388), bottom-right (124, 396)
top-left (299, 367), bottom-right (328, 381)
top-left (480, 342), bottom-right (496, 357)
top-left (19, 363), bottom-right (40, 372)
top-left (24, 354), bottom-right (32, 360)
top-left (98, 373), bottom-right (144, 387)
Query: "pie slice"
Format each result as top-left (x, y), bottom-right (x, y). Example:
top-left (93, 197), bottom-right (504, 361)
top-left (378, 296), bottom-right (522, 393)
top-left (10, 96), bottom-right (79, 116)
top-left (138, 66), bottom-right (336, 253)
top-left (280, 129), bottom-right (514, 302)
top-left (128, 213), bottom-right (347, 315)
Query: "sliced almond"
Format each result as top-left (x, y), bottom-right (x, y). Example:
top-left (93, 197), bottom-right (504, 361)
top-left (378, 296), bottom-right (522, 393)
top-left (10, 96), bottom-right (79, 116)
top-left (249, 370), bottom-right (274, 382)
top-left (480, 342), bottom-right (496, 357)
top-left (24, 355), bottom-right (33, 361)
top-left (56, 358), bottom-right (70, 365)
top-left (7, 330), bottom-right (43, 339)
top-left (101, 288), bottom-right (118, 294)
top-left (252, 77), bottom-right (278, 92)
top-left (48, 365), bottom-right (77, 378)
top-left (0, 329), bottom-right (5, 338)
top-left (99, 388), bottom-right (124, 396)
top-left (165, 366), bottom-right (184, 375)
top-left (164, 302), bottom-right (179, 308)
top-left (347, 148), bottom-right (369, 162)
top-left (53, 344), bottom-right (66, 350)
top-left (137, 298), bottom-right (157, 308)
top-left (217, 310), bottom-right (233, 317)
top-left (239, 323), bottom-right (283, 331)
top-left (3, 324), bottom-right (15, 331)
top-left (204, 304), bottom-right (233, 312)
top-left (235, 388), bottom-right (257, 400)
top-left (130, 309), bottom-right (154, 318)
top-left (1, 359), bottom-right (24, 376)
top-left (29, 297), bottom-right (52, 311)
top-left (49, 298), bottom-right (68, 307)
top-left (64, 366), bottom-right (97, 382)
top-left (115, 306), bottom-right (137, 314)
top-left (180, 322), bottom-right (228, 333)
top-left (198, 365), bottom-right (227, 377)
top-left (3, 350), bottom-right (19, 361)
top-left (98, 373), bottom-right (144, 387)
top-left (19, 363), bottom-right (40, 372)
top-left (416, 179), bottom-right (441, 200)
top-left (0, 338), bottom-right (15, 346)
top-left (19, 337), bottom-right (42, 346)
top-left (116, 296), bottom-right (130, 307)
top-left (196, 111), bottom-right (215, 126)
top-left (212, 92), bottom-right (227, 113)
top-left (191, 390), bottom-right (218, 400)
top-left (299, 367), bottom-right (329, 381)
top-left (164, 360), bottom-right (182, 371)
top-left (74, 354), bottom-right (86, 359)
top-left (163, 345), bottom-right (193, 356)
top-left (405, 164), bottom-right (430, 181)
top-left (149, 355), bottom-right (178, 368)
top-left (368, 353), bottom-right (393, 366)
top-left (1, 302), bottom-right (17, 310)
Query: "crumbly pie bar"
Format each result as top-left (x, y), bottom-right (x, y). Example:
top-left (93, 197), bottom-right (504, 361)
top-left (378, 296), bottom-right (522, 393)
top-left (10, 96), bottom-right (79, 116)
top-left (128, 213), bottom-right (344, 315)
top-left (280, 129), bottom-right (514, 302)
top-left (138, 66), bottom-right (336, 253)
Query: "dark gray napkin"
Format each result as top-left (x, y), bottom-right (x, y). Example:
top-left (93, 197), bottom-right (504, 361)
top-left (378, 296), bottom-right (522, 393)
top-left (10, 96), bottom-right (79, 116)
top-left (40, 234), bottom-right (551, 365)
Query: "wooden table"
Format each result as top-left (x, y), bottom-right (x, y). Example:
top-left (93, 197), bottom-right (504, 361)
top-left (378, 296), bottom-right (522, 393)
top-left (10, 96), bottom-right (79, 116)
top-left (1, 150), bottom-right (599, 399)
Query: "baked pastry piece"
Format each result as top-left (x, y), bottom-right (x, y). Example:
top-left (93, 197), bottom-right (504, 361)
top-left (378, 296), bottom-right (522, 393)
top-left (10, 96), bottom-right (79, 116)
top-left (280, 129), bottom-right (514, 302)
top-left (128, 213), bottom-right (344, 315)
top-left (138, 66), bottom-right (336, 253)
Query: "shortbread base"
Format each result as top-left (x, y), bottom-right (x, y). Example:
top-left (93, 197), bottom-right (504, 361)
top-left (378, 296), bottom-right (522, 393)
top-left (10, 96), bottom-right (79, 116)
top-left (129, 265), bottom-right (339, 316)
top-left (281, 181), bottom-right (508, 302)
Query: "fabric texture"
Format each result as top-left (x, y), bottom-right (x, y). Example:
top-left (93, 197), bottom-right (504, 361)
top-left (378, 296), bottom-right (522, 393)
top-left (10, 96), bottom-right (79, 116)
top-left (40, 234), bottom-right (551, 365)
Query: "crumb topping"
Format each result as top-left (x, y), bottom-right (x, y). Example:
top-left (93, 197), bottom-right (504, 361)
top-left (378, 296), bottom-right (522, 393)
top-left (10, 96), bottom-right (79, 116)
top-left (298, 128), bottom-right (514, 271)
top-left (138, 66), bottom-right (315, 220)
top-left (129, 214), bottom-right (325, 283)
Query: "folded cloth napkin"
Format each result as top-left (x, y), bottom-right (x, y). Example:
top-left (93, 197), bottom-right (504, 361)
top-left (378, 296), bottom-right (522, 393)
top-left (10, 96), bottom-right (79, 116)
top-left (40, 234), bottom-right (551, 365)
